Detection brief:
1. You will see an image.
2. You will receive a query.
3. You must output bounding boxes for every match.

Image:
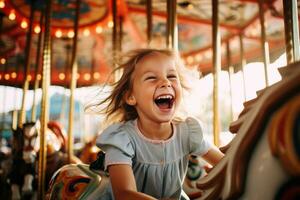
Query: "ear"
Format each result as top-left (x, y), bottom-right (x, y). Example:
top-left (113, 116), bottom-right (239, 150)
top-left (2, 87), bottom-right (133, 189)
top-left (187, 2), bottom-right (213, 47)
top-left (125, 92), bottom-right (136, 106)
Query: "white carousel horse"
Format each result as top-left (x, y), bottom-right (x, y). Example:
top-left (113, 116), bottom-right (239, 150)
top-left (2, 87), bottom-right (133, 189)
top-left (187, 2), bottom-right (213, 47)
top-left (46, 62), bottom-right (300, 200)
top-left (9, 121), bottom-right (40, 200)
top-left (192, 62), bottom-right (300, 199)
top-left (46, 150), bottom-right (109, 200)
top-left (9, 120), bottom-right (79, 200)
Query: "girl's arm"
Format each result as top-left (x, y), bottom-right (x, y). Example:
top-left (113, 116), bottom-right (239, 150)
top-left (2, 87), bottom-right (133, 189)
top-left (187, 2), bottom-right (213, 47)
top-left (108, 164), bottom-right (157, 200)
top-left (201, 146), bottom-right (224, 166)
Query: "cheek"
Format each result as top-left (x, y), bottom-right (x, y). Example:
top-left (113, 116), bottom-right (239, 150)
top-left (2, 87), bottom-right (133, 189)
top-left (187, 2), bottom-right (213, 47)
top-left (175, 83), bottom-right (183, 97)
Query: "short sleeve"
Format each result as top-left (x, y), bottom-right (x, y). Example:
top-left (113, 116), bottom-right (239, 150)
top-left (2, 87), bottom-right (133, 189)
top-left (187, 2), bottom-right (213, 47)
top-left (96, 123), bottom-right (135, 170)
top-left (186, 117), bottom-right (212, 156)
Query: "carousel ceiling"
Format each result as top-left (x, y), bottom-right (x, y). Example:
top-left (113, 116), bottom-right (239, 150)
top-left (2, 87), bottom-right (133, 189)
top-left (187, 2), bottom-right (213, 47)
top-left (0, 0), bottom-right (296, 88)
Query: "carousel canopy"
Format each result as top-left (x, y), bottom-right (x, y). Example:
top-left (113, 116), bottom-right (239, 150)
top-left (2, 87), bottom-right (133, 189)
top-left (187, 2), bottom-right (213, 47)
top-left (0, 0), bottom-right (293, 88)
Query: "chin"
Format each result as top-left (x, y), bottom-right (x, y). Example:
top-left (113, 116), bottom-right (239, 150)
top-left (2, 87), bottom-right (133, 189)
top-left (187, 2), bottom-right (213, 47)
top-left (156, 114), bottom-right (175, 123)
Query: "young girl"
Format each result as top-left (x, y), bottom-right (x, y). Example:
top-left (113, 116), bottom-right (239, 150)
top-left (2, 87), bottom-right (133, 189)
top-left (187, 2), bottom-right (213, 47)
top-left (95, 48), bottom-right (224, 200)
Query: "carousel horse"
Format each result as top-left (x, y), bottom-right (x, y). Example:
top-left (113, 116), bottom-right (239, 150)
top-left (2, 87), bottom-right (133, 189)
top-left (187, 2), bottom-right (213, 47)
top-left (46, 150), bottom-right (108, 200)
top-left (78, 136), bottom-right (101, 164)
top-left (8, 120), bottom-right (80, 200)
top-left (46, 62), bottom-right (300, 200)
top-left (9, 122), bottom-right (39, 200)
top-left (191, 63), bottom-right (300, 199)
top-left (0, 137), bottom-right (12, 198)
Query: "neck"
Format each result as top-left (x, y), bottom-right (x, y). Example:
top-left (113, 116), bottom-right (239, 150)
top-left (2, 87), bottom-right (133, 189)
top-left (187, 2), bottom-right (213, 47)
top-left (137, 118), bottom-right (173, 140)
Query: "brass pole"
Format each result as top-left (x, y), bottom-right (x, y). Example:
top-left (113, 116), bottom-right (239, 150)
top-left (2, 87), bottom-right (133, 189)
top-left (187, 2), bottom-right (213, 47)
top-left (1, 87), bottom-right (6, 138)
top-left (12, 110), bottom-right (18, 131)
top-left (258, 0), bottom-right (270, 87)
top-left (19, 0), bottom-right (36, 127)
top-left (239, 34), bottom-right (247, 101)
top-left (166, 0), bottom-right (171, 48)
top-left (115, 15), bottom-right (123, 81)
top-left (226, 42), bottom-right (234, 122)
top-left (146, 0), bottom-right (152, 46)
top-left (112, 0), bottom-right (121, 81)
top-left (171, 0), bottom-right (178, 50)
top-left (65, 42), bottom-right (72, 87)
top-left (59, 42), bottom-right (71, 123)
top-left (0, 14), bottom-right (4, 137)
top-left (112, 0), bottom-right (118, 68)
top-left (12, 68), bottom-right (21, 130)
top-left (212, 0), bottom-right (221, 146)
top-left (67, 0), bottom-right (80, 163)
top-left (31, 11), bottom-right (44, 122)
top-left (38, 0), bottom-right (52, 198)
top-left (118, 16), bottom-right (123, 53)
top-left (1, 81), bottom-right (6, 139)
top-left (291, 0), bottom-right (300, 61)
top-left (283, 0), bottom-right (293, 64)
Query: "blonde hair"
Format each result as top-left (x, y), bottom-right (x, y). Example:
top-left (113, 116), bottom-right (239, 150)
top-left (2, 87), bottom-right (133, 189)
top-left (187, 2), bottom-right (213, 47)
top-left (89, 48), bottom-right (189, 126)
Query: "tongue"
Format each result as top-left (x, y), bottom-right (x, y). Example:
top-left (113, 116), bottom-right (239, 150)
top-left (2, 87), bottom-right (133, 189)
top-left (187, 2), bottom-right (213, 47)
top-left (157, 102), bottom-right (170, 109)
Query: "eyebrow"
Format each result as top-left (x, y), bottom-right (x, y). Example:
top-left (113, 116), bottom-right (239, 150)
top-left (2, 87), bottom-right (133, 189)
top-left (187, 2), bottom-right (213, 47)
top-left (143, 68), bottom-right (177, 73)
top-left (168, 69), bottom-right (177, 73)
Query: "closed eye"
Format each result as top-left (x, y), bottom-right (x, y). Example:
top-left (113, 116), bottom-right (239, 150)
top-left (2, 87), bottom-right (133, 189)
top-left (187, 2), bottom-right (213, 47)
top-left (145, 76), bottom-right (156, 81)
top-left (167, 74), bottom-right (178, 79)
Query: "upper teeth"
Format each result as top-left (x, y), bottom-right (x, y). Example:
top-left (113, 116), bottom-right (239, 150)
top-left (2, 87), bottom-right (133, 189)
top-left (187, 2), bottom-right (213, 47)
top-left (157, 95), bottom-right (173, 99)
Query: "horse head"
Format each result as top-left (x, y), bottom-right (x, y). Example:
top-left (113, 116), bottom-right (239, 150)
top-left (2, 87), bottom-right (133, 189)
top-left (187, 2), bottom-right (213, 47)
top-left (22, 121), bottom-right (40, 164)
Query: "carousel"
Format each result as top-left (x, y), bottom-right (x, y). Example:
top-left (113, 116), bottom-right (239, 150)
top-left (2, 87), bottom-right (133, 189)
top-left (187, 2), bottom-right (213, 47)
top-left (0, 0), bottom-right (299, 199)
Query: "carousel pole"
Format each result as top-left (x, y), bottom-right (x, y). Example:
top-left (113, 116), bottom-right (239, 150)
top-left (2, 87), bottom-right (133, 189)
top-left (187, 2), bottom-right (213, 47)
top-left (38, 0), bottom-right (52, 198)
top-left (112, 0), bottom-right (123, 80)
top-left (0, 12), bottom-right (4, 137)
top-left (112, 0), bottom-right (118, 68)
top-left (118, 15), bottom-right (123, 53)
top-left (0, 66), bottom-right (6, 140)
top-left (12, 88), bottom-right (19, 131)
top-left (18, 0), bottom-right (36, 127)
top-left (282, 0), bottom-right (300, 63)
top-left (239, 34), bottom-right (247, 101)
top-left (290, 0), bottom-right (300, 61)
top-left (115, 14), bottom-right (123, 81)
top-left (212, 0), bottom-right (221, 146)
top-left (166, 0), bottom-right (177, 50)
top-left (166, 0), bottom-right (171, 48)
top-left (12, 64), bottom-right (22, 130)
top-left (1, 86), bottom-right (6, 139)
top-left (146, 0), bottom-right (152, 46)
top-left (170, 0), bottom-right (178, 51)
top-left (59, 42), bottom-right (71, 124)
top-left (226, 42), bottom-right (234, 122)
top-left (31, 11), bottom-right (44, 122)
top-left (258, 0), bottom-right (270, 87)
top-left (67, 0), bottom-right (81, 163)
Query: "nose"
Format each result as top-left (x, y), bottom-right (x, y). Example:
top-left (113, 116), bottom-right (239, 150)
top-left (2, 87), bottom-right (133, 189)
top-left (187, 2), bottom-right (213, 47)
top-left (159, 78), bottom-right (171, 88)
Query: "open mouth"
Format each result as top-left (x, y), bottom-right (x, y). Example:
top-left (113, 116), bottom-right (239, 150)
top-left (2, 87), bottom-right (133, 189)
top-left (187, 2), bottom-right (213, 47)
top-left (154, 94), bottom-right (174, 109)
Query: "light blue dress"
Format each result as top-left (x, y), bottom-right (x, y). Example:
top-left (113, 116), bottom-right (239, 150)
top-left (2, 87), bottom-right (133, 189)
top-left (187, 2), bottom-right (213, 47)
top-left (96, 117), bottom-right (212, 200)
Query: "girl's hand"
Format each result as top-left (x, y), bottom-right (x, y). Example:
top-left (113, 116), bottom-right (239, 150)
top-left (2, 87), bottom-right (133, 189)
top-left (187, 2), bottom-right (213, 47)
top-left (108, 164), bottom-right (157, 200)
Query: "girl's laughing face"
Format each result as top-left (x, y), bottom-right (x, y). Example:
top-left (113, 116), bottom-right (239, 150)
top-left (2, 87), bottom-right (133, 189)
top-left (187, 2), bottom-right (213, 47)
top-left (126, 52), bottom-right (183, 124)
